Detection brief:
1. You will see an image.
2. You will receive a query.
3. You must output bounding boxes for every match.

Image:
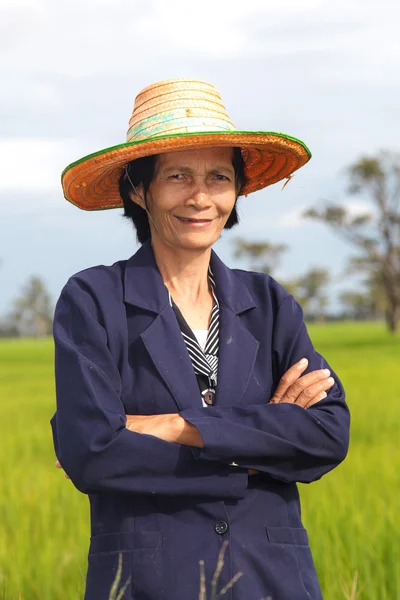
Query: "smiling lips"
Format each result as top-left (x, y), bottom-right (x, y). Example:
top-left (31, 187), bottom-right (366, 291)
top-left (175, 216), bottom-right (213, 226)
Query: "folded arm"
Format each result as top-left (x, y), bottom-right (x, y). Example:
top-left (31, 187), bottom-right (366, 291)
top-left (178, 296), bottom-right (350, 484)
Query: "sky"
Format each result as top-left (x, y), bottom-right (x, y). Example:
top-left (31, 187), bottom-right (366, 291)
top-left (0, 0), bottom-right (399, 315)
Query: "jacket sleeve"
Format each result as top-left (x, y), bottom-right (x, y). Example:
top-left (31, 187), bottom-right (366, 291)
top-left (51, 277), bottom-right (248, 498)
top-left (180, 295), bottom-right (350, 484)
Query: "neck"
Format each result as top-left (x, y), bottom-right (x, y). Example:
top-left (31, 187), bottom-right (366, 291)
top-left (151, 239), bottom-right (212, 303)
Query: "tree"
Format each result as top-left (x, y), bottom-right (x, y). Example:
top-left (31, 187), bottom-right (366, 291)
top-left (233, 238), bottom-right (288, 276)
top-left (304, 151), bottom-right (400, 333)
top-left (8, 276), bottom-right (53, 338)
top-left (339, 291), bottom-right (373, 320)
top-left (0, 321), bottom-right (19, 338)
top-left (294, 267), bottom-right (330, 323)
top-left (345, 258), bottom-right (387, 320)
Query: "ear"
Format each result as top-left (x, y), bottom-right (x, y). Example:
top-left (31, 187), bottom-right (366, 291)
top-left (129, 185), bottom-right (146, 210)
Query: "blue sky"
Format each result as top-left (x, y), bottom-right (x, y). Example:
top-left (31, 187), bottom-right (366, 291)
top-left (0, 0), bottom-right (399, 315)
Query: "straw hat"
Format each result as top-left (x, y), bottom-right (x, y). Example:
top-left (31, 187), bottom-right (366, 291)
top-left (62, 79), bottom-right (311, 210)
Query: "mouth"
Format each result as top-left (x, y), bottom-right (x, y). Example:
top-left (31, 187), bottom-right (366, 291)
top-left (175, 216), bottom-right (213, 224)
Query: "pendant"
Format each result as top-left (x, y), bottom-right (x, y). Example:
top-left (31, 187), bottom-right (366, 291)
top-left (203, 389), bottom-right (215, 406)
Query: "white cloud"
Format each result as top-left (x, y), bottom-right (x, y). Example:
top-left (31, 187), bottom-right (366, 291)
top-left (277, 199), bottom-right (374, 231)
top-left (0, 138), bottom-right (76, 194)
top-left (345, 200), bottom-right (374, 217)
top-left (279, 205), bottom-right (308, 229)
top-left (245, 203), bottom-right (311, 232)
top-left (0, 0), bottom-right (398, 81)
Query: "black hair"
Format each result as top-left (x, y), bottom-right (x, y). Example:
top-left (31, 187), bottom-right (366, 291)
top-left (119, 147), bottom-right (246, 244)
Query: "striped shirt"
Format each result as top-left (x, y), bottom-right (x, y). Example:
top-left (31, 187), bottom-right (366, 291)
top-left (169, 267), bottom-right (219, 406)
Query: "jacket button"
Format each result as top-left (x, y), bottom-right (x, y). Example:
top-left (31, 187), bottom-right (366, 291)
top-left (214, 521), bottom-right (229, 535)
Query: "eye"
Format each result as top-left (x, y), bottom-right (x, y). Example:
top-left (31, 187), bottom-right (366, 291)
top-left (214, 174), bottom-right (231, 182)
top-left (168, 173), bottom-right (187, 180)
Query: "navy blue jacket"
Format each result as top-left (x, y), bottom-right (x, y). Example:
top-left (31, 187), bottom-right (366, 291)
top-left (51, 241), bottom-right (350, 600)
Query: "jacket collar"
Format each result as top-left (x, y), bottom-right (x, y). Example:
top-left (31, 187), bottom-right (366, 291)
top-left (123, 240), bottom-right (256, 315)
top-left (209, 250), bottom-right (256, 314)
top-left (123, 240), bottom-right (170, 314)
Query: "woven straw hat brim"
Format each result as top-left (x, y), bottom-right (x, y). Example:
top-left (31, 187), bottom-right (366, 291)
top-left (62, 130), bottom-right (311, 211)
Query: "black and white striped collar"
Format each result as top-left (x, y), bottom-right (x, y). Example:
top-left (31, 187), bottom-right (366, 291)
top-left (168, 266), bottom-right (219, 387)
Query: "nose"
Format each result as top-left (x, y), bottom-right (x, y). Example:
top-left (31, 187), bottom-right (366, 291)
top-left (187, 179), bottom-right (212, 210)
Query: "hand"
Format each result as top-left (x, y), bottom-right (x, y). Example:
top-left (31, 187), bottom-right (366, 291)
top-left (269, 358), bottom-right (334, 409)
top-left (126, 414), bottom-right (204, 448)
top-left (55, 459), bottom-right (70, 479)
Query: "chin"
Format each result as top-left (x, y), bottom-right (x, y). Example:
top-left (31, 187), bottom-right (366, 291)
top-left (153, 230), bottom-right (221, 253)
top-left (176, 234), bottom-right (219, 252)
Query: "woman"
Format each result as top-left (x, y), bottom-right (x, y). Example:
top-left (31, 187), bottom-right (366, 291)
top-left (51, 79), bottom-right (350, 600)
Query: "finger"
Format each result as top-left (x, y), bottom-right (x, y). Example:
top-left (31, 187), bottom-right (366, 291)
top-left (55, 459), bottom-right (71, 479)
top-left (283, 369), bottom-right (331, 404)
top-left (304, 391), bottom-right (328, 409)
top-left (295, 377), bottom-right (335, 408)
top-left (270, 358), bottom-right (308, 403)
top-left (248, 469), bottom-right (258, 475)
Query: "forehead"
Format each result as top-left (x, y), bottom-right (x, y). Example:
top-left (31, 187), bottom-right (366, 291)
top-left (155, 147), bottom-right (234, 170)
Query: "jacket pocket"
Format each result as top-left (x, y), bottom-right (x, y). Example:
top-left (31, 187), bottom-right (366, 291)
top-left (89, 530), bottom-right (163, 554)
top-left (266, 526), bottom-right (309, 546)
top-left (266, 527), bottom-right (323, 599)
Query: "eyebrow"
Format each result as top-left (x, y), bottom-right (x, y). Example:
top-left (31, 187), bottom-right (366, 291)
top-left (161, 165), bottom-right (235, 176)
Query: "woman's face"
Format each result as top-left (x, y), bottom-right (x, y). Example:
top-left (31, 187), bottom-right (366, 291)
top-left (132, 147), bottom-right (238, 253)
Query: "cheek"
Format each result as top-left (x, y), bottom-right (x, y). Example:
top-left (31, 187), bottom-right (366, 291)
top-left (146, 189), bottom-right (175, 223)
top-left (148, 204), bottom-right (180, 236)
top-left (218, 194), bottom-right (237, 219)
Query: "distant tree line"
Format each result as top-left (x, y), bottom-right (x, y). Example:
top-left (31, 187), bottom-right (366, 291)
top-left (1, 150), bottom-right (399, 337)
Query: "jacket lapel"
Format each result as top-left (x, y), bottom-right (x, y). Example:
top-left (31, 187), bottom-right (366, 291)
top-left (210, 251), bottom-right (259, 407)
top-left (140, 308), bottom-right (202, 412)
top-left (216, 305), bottom-right (259, 406)
top-left (123, 241), bottom-right (203, 412)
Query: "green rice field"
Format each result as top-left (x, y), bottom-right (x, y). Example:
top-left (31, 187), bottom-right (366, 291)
top-left (0, 322), bottom-right (399, 599)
